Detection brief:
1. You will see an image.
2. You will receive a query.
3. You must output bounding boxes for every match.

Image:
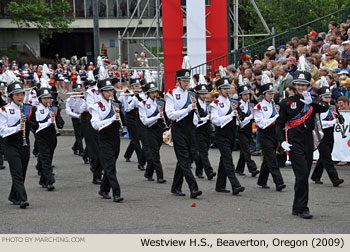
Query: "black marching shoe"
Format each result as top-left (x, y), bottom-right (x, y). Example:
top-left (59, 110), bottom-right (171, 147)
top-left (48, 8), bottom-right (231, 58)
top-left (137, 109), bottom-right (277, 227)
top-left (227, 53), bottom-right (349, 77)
top-left (144, 174), bottom-right (155, 181)
top-left (236, 172), bottom-right (245, 176)
top-left (215, 188), bottom-right (230, 193)
top-left (83, 159), bottom-right (89, 165)
top-left (190, 190), bottom-right (202, 199)
top-left (39, 182), bottom-right (47, 188)
top-left (171, 190), bottom-right (186, 196)
top-left (258, 183), bottom-right (270, 189)
top-left (47, 185), bottom-right (55, 191)
top-left (251, 170), bottom-right (260, 177)
top-left (9, 199), bottom-right (20, 205)
top-left (0, 164), bottom-right (5, 170)
top-left (92, 178), bottom-right (102, 185)
top-left (138, 164), bottom-right (145, 171)
top-left (232, 186), bottom-right (245, 195)
top-left (19, 201), bottom-right (29, 209)
top-left (157, 178), bottom-right (167, 184)
top-left (125, 158), bottom-right (131, 162)
top-left (207, 172), bottom-right (217, 180)
top-left (98, 191), bottom-right (111, 199)
top-left (276, 184), bottom-right (286, 191)
top-left (196, 174), bottom-right (205, 179)
top-left (333, 179), bottom-right (344, 187)
top-left (314, 180), bottom-right (323, 184)
top-left (293, 210), bottom-right (313, 219)
top-left (113, 196), bottom-right (124, 203)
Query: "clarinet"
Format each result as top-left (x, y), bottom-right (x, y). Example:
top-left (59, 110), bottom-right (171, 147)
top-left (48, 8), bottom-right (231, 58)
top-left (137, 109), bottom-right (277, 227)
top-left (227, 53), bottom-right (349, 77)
top-left (48, 104), bottom-right (61, 136)
top-left (188, 91), bottom-right (203, 124)
top-left (110, 96), bottom-right (127, 136)
top-left (155, 98), bottom-right (169, 131)
top-left (18, 102), bottom-right (28, 146)
top-left (229, 99), bottom-right (243, 128)
top-left (331, 108), bottom-right (347, 139)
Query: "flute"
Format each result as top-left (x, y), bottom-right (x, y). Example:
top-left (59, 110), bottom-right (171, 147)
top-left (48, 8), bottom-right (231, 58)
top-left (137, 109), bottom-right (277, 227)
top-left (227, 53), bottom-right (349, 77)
top-left (109, 97), bottom-right (127, 136)
top-left (18, 102), bottom-right (28, 146)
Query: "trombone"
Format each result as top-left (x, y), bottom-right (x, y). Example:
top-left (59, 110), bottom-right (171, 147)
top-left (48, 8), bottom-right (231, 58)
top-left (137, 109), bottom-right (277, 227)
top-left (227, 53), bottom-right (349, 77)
top-left (109, 96), bottom-right (127, 136)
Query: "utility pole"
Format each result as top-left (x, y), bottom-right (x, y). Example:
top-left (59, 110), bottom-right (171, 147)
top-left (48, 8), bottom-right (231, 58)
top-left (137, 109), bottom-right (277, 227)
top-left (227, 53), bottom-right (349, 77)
top-left (93, 0), bottom-right (100, 65)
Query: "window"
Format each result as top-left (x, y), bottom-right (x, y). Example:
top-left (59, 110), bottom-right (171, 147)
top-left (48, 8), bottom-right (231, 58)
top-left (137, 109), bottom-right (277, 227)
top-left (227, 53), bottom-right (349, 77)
top-left (75, 0), bottom-right (85, 17)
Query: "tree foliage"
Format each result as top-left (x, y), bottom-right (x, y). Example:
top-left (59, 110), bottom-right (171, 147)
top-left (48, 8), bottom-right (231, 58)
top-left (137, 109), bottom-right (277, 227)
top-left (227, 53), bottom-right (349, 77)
top-left (7, 0), bottom-right (74, 39)
top-left (236, 0), bottom-right (350, 45)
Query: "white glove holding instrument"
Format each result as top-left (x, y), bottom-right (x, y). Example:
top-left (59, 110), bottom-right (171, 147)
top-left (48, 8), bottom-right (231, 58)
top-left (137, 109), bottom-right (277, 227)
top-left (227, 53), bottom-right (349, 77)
top-left (281, 141), bottom-right (292, 151)
top-left (300, 91), bottom-right (312, 105)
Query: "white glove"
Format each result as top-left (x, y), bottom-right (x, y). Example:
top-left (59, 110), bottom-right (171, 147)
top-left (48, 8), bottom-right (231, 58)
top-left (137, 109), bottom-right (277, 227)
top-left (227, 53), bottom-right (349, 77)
top-left (281, 141), bottom-right (292, 151)
top-left (300, 91), bottom-right (312, 105)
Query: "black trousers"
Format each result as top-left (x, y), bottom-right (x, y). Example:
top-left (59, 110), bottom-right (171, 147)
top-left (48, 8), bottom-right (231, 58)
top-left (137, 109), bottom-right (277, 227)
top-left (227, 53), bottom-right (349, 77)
top-left (289, 132), bottom-right (313, 214)
top-left (236, 129), bottom-right (258, 174)
top-left (124, 113), bottom-right (145, 165)
top-left (72, 118), bottom-right (84, 154)
top-left (80, 113), bottom-right (92, 162)
top-left (144, 124), bottom-right (164, 180)
top-left (257, 129), bottom-right (284, 187)
top-left (190, 128), bottom-right (200, 170)
top-left (170, 120), bottom-right (199, 193)
top-left (36, 126), bottom-right (57, 186)
top-left (195, 123), bottom-right (214, 177)
top-left (86, 119), bottom-right (102, 180)
top-left (215, 122), bottom-right (241, 191)
top-left (99, 123), bottom-right (121, 197)
top-left (137, 118), bottom-right (152, 169)
top-left (4, 135), bottom-right (30, 202)
top-left (311, 140), bottom-right (340, 183)
top-left (0, 137), bottom-right (5, 166)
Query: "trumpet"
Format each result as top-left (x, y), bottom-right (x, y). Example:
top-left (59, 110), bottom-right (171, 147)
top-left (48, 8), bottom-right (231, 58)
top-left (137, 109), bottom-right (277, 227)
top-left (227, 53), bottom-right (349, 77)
top-left (18, 102), bottom-right (28, 147)
top-left (48, 104), bottom-right (61, 136)
top-left (188, 92), bottom-right (203, 124)
top-left (331, 109), bottom-right (347, 139)
top-left (229, 99), bottom-right (243, 128)
top-left (155, 98), bottom-right (169, 131)
top-left (109, 97), bottom-right (127, 136)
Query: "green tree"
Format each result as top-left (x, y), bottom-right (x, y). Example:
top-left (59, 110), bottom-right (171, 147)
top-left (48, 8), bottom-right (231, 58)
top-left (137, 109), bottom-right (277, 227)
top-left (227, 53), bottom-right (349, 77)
top-left (7, 0), bottom-right (74, 39)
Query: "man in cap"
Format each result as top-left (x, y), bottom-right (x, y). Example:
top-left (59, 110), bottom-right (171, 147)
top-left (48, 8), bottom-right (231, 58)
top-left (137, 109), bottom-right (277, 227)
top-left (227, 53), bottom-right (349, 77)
top-left (209, 77), bottom-right (245, 195)
top-left (66, 81), bottom-right (84, 156)
top-left (253, 76), bottom-right (286, 191)
top-left (235, 85), bottom-right (259, 177)
top-left (267, 46), bottom-right (276, 60)
top-left (276, 68), bottom-right (329, 219)
top-left (164, 66), bottom-right (202, 198)
top-left (0, 82), bottom-right (35, 208)
top-left (35, 87), bottom-right (63, 191)
top-left (193, 80), bottom-right (216, 180)
top-left (119, 71), bottom-right (146, 170)
top-left (341, 40), bottom-right (350, 60)
top-left (90, 79), bottom-right (123, 203)
top-left (138, 81), bottom-right (166, 184)
top-left (310, 86), bottom-right (344, 186)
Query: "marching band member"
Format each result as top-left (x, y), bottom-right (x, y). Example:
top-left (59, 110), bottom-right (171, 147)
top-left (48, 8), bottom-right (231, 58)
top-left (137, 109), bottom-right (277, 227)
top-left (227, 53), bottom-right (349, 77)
top-left (276, 56), bottom-right (329, 219)
top-left (85, 63), bottom-right (103, 184)
top-left (209, 77), bottom-right (245, 195)
top-left (66, 79), bottom-right (84, 156)
top-left (0, 80), bottom-right (7, 170)
top-left (311, 79), bottom-right (345, 186)
top-left (35, 85), bottom-right (63, 191)
top-left (118, 70), bottom-right (146, 170)
top-left (253, 74), bottom-right (286, 191)
top-left (193, 75), bottom-right (216, 180)
top-left (90, 79), bottom-right (123, 203)
top-left (235, 80), bottom-right (260, 177)
top-left (164, 56), bottom-right (202, 198)
top-left (138, 79), bottom-right (166, 184)
top-left (0, 82), bottom-right (34, 208)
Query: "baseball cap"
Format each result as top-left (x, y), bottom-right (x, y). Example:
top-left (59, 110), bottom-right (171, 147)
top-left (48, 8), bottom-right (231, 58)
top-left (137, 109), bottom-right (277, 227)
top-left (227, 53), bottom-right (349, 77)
top-left (267, 46), bottom-right (275, 51)
top-left (308, 30), bottom-right (317, 37)
top-left (331, 68), bottom-right (341, 73)
top-left (342, 40), bottom-right (350, 45)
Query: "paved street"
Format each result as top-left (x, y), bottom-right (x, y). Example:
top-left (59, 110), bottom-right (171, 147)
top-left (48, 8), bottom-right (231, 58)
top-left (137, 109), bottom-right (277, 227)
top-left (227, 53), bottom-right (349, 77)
top-left (0, 136), bottom-right (349, 234)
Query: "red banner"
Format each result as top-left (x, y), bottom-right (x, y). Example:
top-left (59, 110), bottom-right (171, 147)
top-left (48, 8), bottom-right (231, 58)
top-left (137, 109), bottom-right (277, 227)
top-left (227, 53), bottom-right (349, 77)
top-left (162, 0), bottom-right (183, 91)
